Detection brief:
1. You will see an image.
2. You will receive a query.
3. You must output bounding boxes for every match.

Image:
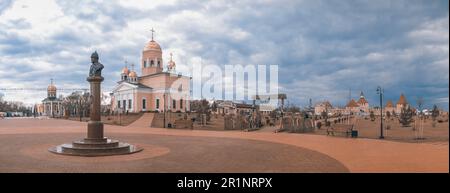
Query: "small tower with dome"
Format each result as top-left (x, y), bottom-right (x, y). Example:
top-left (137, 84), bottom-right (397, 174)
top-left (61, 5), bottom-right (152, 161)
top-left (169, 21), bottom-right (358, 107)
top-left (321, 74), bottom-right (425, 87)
top-left (47, 78), bottom-right (57, 99)
top-left (167, 53), bottom-right (176, 73)
top-left (396, 93), bottom-right (409, 114)
top-left (121, 61), bottom-right (130, 81)
top-left (128, 63), bottom-right (138, 83)
top-left (141, 28), bottom-right (163, 76)
top-left (357, 91), bottom-right (369, 114)
top-left (42, 78), bottom-right (62, 117)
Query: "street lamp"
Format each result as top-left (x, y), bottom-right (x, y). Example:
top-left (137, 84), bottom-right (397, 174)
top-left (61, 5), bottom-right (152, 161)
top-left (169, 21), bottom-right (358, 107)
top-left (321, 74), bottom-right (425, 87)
top-left (163, 93), bottom-right (166, 128)
top-left (376, 86), bottom-right (384, 139)
top-left (79, 98), bottom-right (83, 122)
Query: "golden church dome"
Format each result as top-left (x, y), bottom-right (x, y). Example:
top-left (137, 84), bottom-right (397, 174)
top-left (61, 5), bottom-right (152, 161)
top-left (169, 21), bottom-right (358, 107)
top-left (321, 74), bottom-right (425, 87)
top-left (121, 66), bottom-right (130, 74)
top-left (167, 53), bottom-right (176, 70)
top-left (144, 40), bottom-right (162, 51)
top-left (129, 71), bottom-right (137, 78)
top-left (168, 60), bottom-right (176, 68)
top-left (47, 84), bottom-right (57, 92)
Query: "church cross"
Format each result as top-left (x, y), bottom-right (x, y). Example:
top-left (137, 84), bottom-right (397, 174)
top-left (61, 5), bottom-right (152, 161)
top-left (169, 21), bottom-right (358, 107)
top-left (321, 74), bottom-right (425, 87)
top-left (150, 28), bottom-right (155, 41)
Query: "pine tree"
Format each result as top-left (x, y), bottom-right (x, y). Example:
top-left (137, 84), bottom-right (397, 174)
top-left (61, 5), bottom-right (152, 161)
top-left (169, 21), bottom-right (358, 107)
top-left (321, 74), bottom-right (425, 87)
top-left (431, 105), bottom-right (439, 121)
top-left (431, 105), bottom-right (440, 127)
top-left (370, 111), bottom-right (375, 121)
top-left (399, 105), bottom-right (414, 127)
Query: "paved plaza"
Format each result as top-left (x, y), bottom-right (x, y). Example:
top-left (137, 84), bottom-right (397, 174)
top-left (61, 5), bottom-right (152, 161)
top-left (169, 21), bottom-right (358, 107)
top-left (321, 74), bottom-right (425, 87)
top-left (0, 118), bottom-right (448, 172)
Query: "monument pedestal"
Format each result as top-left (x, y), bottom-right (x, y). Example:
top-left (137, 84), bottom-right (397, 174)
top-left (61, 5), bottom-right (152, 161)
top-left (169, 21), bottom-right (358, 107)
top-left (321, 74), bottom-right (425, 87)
top-left (50, 76), bottom-right (142, 156)
top-left (49, 138), bottom-right (142, 156)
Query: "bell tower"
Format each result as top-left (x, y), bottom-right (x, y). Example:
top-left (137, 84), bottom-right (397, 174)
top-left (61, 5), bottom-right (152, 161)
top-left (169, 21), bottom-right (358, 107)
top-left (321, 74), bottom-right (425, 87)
top-left (141, 28), bottom-right (163, 76)
top-left (47, 78), bottom-right (57, 99)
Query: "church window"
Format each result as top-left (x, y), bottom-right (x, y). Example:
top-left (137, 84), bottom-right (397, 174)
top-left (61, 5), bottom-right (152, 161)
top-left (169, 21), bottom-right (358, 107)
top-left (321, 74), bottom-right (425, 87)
top-left (142, 99), bottom-right (146, 109)
top-left (118, 100), bottom-right (121, 108)
top-left (150, 60), bottom-right (154, 66)
top-left (144, 61), bottom-right (147, 67)
top-left (128, 99), bottom-right (132, 109)
top-left (156, 99), bottom-right (160, 109)
top-left (157, 60), bottom-right (161, 67)
top-left (180, 99), bottom-right (183, 109)
top-left (172, 100), bottom-right (176, 109)
top-left (123, 100), bottom-right (126, 110)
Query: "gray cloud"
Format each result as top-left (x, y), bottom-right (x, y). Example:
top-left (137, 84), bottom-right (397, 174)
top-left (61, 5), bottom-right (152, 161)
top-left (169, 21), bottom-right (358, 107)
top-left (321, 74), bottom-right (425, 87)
top-left (0, 0), bottom-right (13, 15)
top-left (0, 0), bottom-right (448, 110)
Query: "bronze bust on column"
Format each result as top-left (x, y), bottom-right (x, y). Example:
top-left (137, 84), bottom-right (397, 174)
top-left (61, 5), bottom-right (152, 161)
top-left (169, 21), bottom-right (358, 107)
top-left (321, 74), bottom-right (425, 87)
top-left (49, 51), bottom-right (142, 156)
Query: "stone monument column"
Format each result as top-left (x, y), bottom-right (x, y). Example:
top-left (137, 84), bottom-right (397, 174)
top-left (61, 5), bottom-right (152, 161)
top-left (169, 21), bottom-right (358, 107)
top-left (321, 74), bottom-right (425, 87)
top-left (49, 51), bottom-right (142, 156)
top-left (86, 76), bottom-right (104, 140)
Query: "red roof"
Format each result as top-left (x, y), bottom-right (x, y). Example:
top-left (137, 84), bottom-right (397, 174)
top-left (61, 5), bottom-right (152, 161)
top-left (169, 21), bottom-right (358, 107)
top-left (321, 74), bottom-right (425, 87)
top-left (357, 97), bottom-right (368, 104)
top-left (346, 99), bottom-right (359, 108)
top-left (397, 94), bottom-right (408, 105)
top-left (386, 100), bottom-right (394, 107)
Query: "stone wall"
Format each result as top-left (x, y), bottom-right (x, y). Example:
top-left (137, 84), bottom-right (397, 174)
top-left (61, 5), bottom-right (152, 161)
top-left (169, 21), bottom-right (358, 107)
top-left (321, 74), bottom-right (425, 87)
top-left (224, 114), bottom-right (259, 130)
top-left (174, 119), bottom-right (193, 129)
top-left (281, 115), bottom-right (314, 133)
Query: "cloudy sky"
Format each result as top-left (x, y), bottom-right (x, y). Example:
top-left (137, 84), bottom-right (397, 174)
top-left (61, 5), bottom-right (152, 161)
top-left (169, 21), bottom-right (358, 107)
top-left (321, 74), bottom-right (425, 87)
top-left (0, 0), bottom-right (448, 110)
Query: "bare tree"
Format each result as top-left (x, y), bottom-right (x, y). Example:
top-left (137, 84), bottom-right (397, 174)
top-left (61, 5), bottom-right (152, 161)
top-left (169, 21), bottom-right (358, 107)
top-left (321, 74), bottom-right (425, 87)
top-left (416, 97), bottom-right (424, 113)
top-left (321, 110), bottom-right (330, 126)
top-left (0, 96), bottom-right (28, 113)
top-left (211, 101), bottom-right (218, 114)
top-left (285, 104), bottom-right (301, 113)
top-left (190, 99), bottom-right (211, 121)
top-left (416, 97), bottom-right (425, 138)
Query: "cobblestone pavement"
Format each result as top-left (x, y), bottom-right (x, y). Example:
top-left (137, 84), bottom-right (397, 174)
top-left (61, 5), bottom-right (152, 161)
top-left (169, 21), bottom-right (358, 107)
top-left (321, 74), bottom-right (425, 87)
top-left (0, 118), bottom-right (448, 172)
top-left (0, 133), bottom-right (347, 172)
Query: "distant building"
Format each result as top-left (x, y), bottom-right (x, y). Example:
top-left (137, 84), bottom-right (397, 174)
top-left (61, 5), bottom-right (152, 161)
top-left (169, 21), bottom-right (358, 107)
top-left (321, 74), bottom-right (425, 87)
top-left (345, 99), bottom-right (360, 115)
top-left (214, 101), bottom-right (234, 115)
top-left (395, 93), bottom-right (409, 114)
top-left (36, 103), bottom-right (44, 115)
top-left (357, 91), bottom-right (369, 114)
top-left (330, 107), bottom-right (345, 116)
top-left (41, 79), bottom-right (63, 117)
top-left (213, 101), bottom-right (255, 115)
top-left (235, 103), bottom-right (255, 115)
top-left (314, 101), bottom-right (332, 115)
top-left (252, 94), bottom-right (286, 115)
top-left (385, 100), bottom-right (395, 115)
top-left (344, 91), bottom-right (370, 115)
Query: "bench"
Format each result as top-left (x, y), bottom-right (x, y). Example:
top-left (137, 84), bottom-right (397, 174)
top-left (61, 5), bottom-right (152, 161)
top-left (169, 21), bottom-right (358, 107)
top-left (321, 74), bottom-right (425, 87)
top-left (327, 124), bottom-right (354, 137)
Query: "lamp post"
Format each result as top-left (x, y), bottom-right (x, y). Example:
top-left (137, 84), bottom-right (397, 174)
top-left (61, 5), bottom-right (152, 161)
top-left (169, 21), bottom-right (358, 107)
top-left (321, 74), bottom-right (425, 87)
top-left (78, 98), bottom-right (82, 122)
top-left (376, 86), bottom-right (384, 139)
top-left (163, 93), bottom-right (166, 128)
